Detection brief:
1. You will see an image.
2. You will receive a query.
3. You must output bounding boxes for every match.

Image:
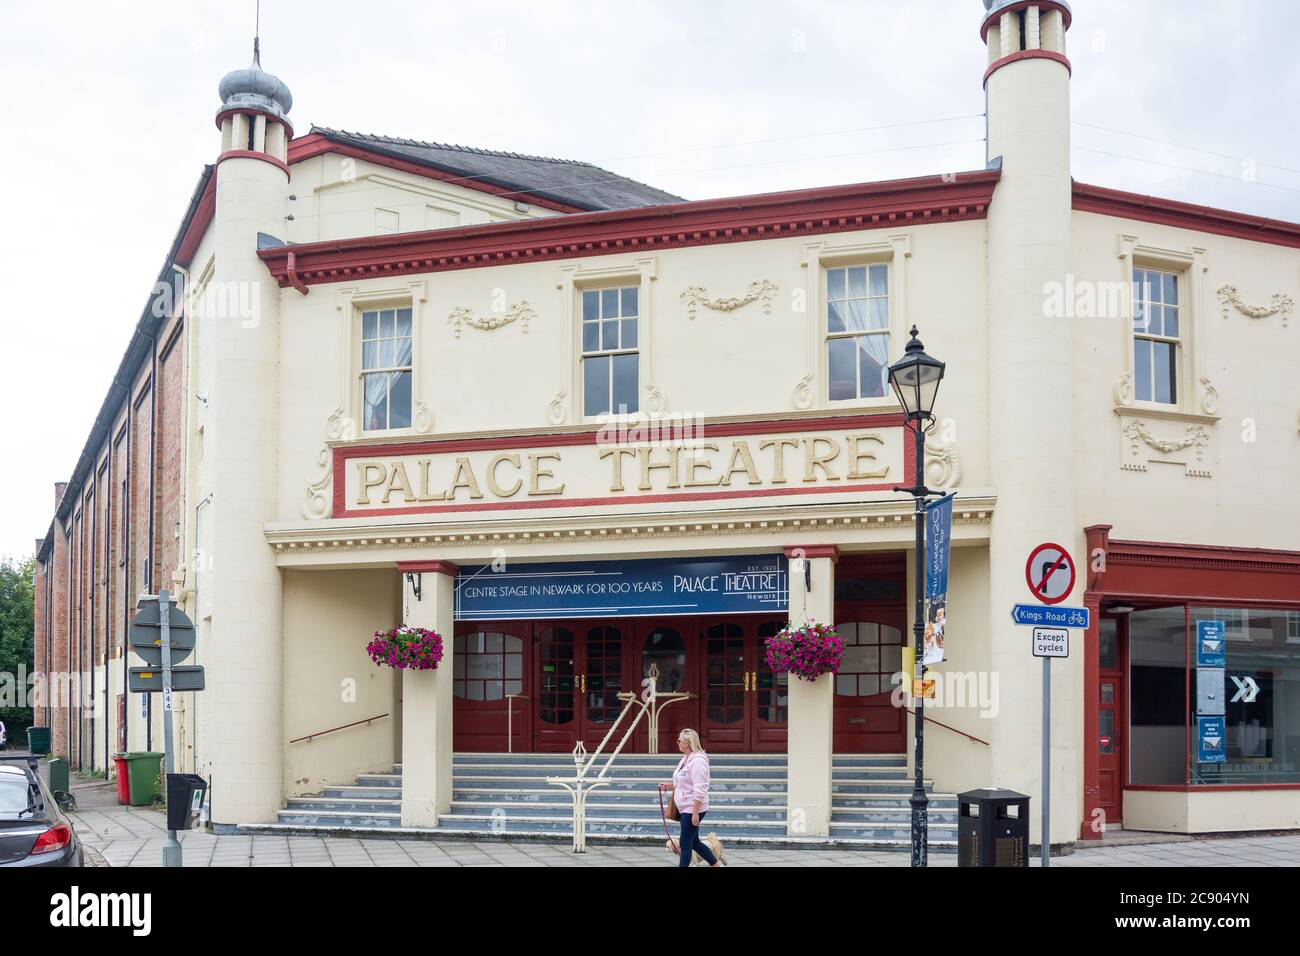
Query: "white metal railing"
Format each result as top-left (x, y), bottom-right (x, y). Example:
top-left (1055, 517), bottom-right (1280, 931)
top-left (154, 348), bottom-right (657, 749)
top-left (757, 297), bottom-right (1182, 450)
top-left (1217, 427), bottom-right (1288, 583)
top-left (546, 664), bottom-right (693, 852)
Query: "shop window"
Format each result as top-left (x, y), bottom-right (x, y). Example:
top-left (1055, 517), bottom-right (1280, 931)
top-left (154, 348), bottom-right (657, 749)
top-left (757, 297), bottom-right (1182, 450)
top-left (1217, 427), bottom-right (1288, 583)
top-left (826, 264), bottom-right (890, 401)
top-left (581, 286), bottom-right (638, 416)
top-left (452, 631), bottom-right (523, 701)
top-left (1131, 268), bottom-right (1180, 405)
top-left (1191, 607), bottom-right (1300, 785)
top-left (835, 621), bottom-right (903, 697)
top-left (1127, 607), bottom-right (1187, 786)
top-left (361, 307), bottom-right (413, 431)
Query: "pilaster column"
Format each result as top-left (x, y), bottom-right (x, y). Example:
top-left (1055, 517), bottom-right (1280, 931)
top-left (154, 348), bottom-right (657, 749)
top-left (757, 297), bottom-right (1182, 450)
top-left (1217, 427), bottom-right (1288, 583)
top-left (783, 545), bottom-right (838, 836)
top-left (398, 561), bottom-right (457, 827)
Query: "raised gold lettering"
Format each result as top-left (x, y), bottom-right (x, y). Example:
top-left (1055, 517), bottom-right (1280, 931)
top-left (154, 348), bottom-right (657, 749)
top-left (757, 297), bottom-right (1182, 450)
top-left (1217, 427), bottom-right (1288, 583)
top-left (486, 453), bottom-right (523, 498)
top-left (528, 452), bottom-right (565, 495)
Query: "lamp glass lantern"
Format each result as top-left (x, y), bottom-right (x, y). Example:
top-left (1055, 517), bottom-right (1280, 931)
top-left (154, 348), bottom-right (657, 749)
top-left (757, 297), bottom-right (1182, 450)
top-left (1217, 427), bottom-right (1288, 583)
top-left (888, 326), bottom-right (946, 422)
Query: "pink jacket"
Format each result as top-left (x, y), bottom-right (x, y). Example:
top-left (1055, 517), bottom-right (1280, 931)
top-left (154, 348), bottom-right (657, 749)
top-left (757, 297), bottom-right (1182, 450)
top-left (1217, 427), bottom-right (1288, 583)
top-left (673, 752), bottom-right (710, 813)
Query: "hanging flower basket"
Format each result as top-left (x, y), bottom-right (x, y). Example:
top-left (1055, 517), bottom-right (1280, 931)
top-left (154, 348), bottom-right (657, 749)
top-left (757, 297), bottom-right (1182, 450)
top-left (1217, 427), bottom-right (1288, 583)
top-left (764, 619), bottom-right (844, 682)
top-left (366, 626), bottom-right (444, 670)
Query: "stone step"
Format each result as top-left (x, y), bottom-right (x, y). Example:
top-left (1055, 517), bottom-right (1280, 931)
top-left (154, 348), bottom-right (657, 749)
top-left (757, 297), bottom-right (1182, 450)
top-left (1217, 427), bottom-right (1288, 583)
top-left (278, 809), bottom-right (401, 828)
top-left (452, 788), bottom-right (788, 806)
top-left (831, 807), bottom-right (960, 825)
top-left (444, 801), bottom-right (787, 822)
top-left (287, 797), bottom-right (401, 813)
top-left (434, 812), bottom-right (789, 837)
top-left (240, 821), bottom-right (958, 852)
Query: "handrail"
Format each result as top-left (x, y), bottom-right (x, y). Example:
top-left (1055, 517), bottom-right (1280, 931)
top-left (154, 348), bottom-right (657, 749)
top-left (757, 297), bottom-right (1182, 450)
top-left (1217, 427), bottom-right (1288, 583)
top-left (903, 707), bottom-right (990, 747)
top-left (289, 713), bottom-right (390, 744)
top-left (547, 664), bottom-right (693, 851)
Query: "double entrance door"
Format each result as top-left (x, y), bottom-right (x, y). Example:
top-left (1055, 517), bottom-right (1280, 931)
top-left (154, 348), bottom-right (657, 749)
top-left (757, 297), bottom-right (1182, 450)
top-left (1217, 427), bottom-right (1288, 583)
top-left (452, 615), bottom-right (788, 753)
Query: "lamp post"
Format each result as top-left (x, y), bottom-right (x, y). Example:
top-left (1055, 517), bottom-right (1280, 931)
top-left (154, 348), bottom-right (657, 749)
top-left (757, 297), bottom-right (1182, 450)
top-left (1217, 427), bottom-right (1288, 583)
top-left (887, 325), bottom-right (946, 869)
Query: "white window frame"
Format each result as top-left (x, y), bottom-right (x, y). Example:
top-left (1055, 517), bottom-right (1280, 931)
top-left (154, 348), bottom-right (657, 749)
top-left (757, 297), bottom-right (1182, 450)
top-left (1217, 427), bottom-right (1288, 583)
top-left (332, 280), bottom-right (429, 441)
top-left (799, 235), bottom-right (911, 412)
top-left (553, 257), bottom-right (658, 425)
top-left (824, 262), bottom-right (893, 404)
top-left (359, 305), bottom-right (415, 433)
top-left (579, 283), bottom-right (641, 418)
top-left (1116, 237), bottom-right (1214, 421)
top-left (1131, 265), bottom-right (1183, 407)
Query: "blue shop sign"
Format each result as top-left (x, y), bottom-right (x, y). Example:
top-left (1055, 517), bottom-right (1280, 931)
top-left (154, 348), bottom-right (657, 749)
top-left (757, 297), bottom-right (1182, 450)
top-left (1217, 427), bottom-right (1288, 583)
top-left (1197, 716), bottom-right (1227, 764)
top-left (453, 554), bottom-right (788, 621)
top-left (1195, 620), bottom-right (1226, 667)
top-left (1010, 604), bottom-right (1090, 629)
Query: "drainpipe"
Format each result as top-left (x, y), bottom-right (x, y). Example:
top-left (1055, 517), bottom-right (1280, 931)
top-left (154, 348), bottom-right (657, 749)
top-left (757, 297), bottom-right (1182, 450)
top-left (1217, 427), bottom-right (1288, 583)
top-left (145, 332), bottom-right (158, 752)
top-left (191, 494), bottom-right (212, 775)
top-left (122, 397), bottom-right (133, 755)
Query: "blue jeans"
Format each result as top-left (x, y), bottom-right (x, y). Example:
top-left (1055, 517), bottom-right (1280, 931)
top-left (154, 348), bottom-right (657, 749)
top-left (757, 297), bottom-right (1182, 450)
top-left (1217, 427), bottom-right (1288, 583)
top-left (678, 810), bottom-right (717, 868)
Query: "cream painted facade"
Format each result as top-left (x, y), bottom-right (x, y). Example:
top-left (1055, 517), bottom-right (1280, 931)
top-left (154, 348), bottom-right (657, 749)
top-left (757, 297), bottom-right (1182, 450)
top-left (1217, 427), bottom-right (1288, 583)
top-left (38, 1), bottom-right (1300, 848)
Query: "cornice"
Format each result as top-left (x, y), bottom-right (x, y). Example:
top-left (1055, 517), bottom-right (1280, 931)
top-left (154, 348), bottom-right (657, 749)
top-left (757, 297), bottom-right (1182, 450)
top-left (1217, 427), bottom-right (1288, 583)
top-left (1074, 182), bottom-right (1300, 250)
top-left (265, 494), bottom-right (997, 559)
top-left (256, 170), bottom-right (1000, 289)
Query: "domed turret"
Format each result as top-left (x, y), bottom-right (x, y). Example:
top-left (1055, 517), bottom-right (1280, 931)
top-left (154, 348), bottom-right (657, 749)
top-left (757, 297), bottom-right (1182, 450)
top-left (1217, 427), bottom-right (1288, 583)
top-left (217, 38), bottom-right (292, 125)
top-left (215, 37), bottom-right (292, 164)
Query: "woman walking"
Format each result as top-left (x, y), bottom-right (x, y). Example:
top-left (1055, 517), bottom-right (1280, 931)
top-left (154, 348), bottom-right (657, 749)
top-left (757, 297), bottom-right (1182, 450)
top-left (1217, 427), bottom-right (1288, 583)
top-left (659, 729), bottom-right (723, 868)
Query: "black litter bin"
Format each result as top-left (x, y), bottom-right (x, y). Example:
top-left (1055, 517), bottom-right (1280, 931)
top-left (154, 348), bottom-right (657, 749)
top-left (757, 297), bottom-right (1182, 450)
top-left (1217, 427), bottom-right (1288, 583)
top-left (958, 789), bottom-right (1030, 867)
top-left (165, 773), bottom-right (209, 831)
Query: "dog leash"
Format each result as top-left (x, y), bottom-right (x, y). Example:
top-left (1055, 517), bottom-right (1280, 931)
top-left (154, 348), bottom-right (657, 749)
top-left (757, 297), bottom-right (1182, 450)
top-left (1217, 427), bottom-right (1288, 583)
top-left (658, 788), bottom-right (680, 856)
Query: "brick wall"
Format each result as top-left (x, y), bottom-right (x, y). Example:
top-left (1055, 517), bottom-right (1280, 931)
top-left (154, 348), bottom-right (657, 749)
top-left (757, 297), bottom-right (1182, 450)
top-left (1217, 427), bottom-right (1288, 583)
top-left (49, 484), bottom-right (68, 759)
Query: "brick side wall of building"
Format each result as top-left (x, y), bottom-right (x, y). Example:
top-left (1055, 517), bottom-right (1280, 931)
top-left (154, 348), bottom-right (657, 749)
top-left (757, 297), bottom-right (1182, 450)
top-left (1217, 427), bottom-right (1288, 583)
top-left (49, 484), bottom-right (68, 759)
top-left (156, 326), bottom-right (185, 590)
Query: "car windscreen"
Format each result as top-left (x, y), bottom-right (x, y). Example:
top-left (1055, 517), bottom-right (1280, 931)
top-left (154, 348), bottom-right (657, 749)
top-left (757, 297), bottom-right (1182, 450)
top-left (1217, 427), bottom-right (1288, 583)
top-left (0, 775), bottom-right (39, 817)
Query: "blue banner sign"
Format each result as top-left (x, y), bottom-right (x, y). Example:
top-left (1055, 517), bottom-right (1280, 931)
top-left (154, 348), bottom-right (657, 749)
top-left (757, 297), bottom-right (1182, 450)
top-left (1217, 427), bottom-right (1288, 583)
top-left (923, 494), bottom-right (955, 665)
top-left (1195, 619), bottom-right (1226, 667)
top-left (1197, 716), bottom-right (1227, 764)
top-left (453, 554), bottom-right (788, 621)
top-left (1010, 604), bottom-right (1090, 629)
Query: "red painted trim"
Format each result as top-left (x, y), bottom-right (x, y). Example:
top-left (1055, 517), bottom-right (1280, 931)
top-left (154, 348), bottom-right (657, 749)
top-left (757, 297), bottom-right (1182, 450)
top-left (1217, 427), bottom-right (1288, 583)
top-left (1123, 785), bottom-right (1300, 792)
top-left (398, 560), bottom-right (459, 577)
top-left (287, 134), bottom-right (586, 214)
top-left (331, 412), bottom-right (907, 519)
top-left (259, 170), bottom-right (1001, 289)
top-left (980, 1), bottom-right (1072, 41)
top-left (216, 107), bottom-right (294, 140)
top-left (783, 545), bottom-right (841, 563)
top-left (1074, 182), bottom-right (1300, 250)
top-left (983, 49), bottom-right (1071, 87)
top-left (1079, 591), bottom-right (1103, 840)
top-left (216, 149), bottom-right (290, 178)
top-left (175, 175), bottom-right (216, 267)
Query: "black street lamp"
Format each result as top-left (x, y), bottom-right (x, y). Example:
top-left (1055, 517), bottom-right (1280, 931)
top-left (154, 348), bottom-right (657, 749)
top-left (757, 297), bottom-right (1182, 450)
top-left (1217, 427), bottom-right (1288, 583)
top-left (887, 325), bottom-right (946, 869)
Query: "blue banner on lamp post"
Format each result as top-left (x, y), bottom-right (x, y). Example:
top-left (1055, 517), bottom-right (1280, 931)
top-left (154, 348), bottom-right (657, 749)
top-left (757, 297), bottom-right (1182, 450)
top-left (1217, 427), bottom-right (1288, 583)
top-left (923, 493), bottom-right (954, 665)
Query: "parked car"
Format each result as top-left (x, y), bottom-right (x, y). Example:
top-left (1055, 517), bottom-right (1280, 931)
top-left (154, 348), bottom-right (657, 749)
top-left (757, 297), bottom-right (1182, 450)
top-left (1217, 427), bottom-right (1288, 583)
top-left (0, 758), bottom-right (83, 867)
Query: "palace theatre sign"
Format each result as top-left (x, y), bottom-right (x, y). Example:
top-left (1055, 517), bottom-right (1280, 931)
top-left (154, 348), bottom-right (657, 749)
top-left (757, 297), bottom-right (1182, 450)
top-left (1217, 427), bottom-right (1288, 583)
top-left (333, 414), bottom-right (908, 518)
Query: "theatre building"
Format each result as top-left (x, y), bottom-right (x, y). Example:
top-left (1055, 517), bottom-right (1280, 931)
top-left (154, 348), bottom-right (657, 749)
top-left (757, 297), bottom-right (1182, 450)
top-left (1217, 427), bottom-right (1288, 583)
top-left (33, 1), bottom-right (1300, 848)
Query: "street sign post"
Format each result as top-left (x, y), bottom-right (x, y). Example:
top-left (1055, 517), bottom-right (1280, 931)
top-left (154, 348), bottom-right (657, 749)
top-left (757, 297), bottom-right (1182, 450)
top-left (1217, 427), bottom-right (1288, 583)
top-left (128, 590), bottom-right (205, 867)
top-left (1012, 543), bottom-right (1081, 869)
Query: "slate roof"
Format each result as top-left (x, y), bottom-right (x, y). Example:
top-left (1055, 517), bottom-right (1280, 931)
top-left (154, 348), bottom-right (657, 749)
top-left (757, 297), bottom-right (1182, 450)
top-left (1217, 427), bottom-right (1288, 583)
top-left (312, 126), bottom-right (685, 211)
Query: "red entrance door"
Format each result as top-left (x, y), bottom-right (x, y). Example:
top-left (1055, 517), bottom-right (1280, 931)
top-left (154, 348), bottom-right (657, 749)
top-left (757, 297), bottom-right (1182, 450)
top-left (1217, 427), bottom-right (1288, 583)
top-left (577, 622), bottom-right (629, 749)
top-left (533, 622), bottom-right (578, 752)
top-left (451, 621), bottom-right (530, 751)
top-left (1097, 616), bottom-right (1126, 827)
top-left (700, 617), bottom-right (789, 752)
top-left (832, 613), bottom-right (907, 752)
top-left (531, 619), bottom-right (632, 751)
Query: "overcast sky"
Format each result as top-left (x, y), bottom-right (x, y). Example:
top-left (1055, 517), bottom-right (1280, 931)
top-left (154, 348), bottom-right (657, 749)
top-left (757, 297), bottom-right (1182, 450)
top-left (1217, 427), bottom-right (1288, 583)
top-left (2, 0), bottom-right (1298, 561)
